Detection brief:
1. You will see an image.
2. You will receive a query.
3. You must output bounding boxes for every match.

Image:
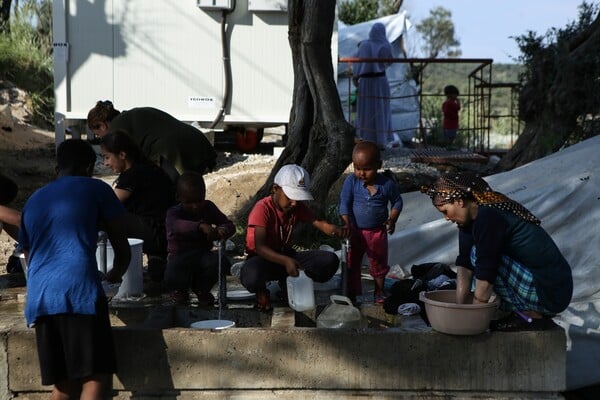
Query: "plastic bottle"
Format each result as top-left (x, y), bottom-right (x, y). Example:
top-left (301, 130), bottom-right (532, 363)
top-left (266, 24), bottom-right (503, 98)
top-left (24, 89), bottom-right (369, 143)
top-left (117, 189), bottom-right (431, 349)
top-left (286, 270), bottom-right (315, 311)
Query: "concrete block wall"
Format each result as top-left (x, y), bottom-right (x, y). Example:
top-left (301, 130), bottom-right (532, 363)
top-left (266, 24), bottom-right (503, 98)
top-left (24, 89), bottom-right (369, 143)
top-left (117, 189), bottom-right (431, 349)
top-left (2, 326), bottom-right (566, 399)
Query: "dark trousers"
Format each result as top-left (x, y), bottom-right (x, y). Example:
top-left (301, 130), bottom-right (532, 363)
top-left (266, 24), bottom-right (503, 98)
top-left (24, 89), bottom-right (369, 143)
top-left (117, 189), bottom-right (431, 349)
top-left (121, 213), bottom-right (166, 257)
top-left (164, 249), bottom-right (230, 294)
top-left (240, 249), bottom-right (339, 293)
top-left (122, 212), bottom-right (168, 282)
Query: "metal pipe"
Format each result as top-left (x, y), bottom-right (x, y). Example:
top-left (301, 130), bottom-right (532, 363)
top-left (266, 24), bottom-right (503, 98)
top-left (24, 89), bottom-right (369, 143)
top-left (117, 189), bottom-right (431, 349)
top-left (340, 238), bottom-right (349, 297)
top-left (98, 231), bottom-right (108, 275)
top-left (217, 240), bottom-right (227, 317)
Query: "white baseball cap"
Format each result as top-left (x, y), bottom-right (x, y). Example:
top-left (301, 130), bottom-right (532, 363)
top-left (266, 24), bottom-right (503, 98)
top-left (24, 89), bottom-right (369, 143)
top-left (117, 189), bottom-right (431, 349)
top-left (274, 164), bottom-right (314, 201)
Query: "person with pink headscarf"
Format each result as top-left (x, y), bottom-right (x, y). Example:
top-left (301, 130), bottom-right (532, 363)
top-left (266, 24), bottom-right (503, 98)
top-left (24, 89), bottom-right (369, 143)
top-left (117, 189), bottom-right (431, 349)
top-left (352, 23), bottom-right (393, 149)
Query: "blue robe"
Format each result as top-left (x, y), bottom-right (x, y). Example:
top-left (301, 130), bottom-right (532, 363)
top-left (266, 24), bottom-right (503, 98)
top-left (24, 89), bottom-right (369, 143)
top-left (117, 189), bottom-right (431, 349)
top-left (353, 23), bottom-right (393, 147)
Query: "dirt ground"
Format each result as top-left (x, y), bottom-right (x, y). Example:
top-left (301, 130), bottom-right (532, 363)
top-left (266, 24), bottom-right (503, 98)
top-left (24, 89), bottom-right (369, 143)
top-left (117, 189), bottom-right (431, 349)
top-left (0, 84), bottom-right (284, 273)
top-left (0, 83), bottom-right (441, 274)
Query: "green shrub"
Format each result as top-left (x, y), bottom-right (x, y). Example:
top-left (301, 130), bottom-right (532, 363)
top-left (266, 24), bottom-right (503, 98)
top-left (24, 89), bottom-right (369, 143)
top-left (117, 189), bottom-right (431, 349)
top-left (0, 0), bottom-right (54, 128)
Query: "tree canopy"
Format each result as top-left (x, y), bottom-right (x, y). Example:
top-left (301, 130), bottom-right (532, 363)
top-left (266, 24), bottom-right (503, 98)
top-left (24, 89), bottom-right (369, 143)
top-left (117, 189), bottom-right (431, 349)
top-left (239, 0), bottom-right (355, 226)
top-left (497, 1), bottom-right (600, 170)
top-left (338, 0), bottom-right (402, 25)
top-left (414, 6), bottom-right (461, 58)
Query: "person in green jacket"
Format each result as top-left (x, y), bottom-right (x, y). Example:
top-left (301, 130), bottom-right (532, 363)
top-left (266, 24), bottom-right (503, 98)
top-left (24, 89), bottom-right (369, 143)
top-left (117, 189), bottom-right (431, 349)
top-left (87, 101), bottom-right (217, 182)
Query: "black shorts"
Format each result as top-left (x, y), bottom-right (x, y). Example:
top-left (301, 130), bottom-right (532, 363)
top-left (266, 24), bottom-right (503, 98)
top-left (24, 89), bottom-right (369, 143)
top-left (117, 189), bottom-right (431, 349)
top-left (34, 298), bottom-right (117, 385)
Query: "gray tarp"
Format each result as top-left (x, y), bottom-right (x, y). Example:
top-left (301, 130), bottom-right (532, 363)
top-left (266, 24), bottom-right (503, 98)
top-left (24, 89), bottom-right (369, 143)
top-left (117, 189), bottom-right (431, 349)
top-left (388, 135), bottom-right (600, 390)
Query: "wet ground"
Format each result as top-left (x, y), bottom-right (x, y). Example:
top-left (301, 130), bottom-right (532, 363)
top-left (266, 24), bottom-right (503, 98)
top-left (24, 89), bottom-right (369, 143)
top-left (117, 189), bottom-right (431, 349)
top-left (0, 265), bottom-right (398, 331)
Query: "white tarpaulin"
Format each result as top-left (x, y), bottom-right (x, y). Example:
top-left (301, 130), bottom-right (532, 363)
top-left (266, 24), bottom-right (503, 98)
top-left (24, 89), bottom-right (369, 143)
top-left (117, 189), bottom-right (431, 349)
top-left (337, 11), bottom-right (420, 144)
top-left (387, 135), bottom-right (600, 390)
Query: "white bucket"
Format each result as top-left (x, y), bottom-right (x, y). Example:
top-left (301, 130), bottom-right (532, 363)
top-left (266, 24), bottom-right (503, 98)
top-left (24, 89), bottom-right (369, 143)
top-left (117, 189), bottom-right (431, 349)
top-left (96, 238), bottom-right (144, 299)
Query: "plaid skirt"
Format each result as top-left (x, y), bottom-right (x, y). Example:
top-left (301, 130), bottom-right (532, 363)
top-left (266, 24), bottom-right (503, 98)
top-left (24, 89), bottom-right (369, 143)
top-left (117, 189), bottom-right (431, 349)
top-left (470, 246), bottom-right (552, 314)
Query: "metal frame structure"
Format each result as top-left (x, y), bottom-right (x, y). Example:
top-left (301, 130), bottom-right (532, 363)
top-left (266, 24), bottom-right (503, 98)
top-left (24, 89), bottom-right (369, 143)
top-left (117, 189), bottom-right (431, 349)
top-left (339, 57), bottom-right (521, 153)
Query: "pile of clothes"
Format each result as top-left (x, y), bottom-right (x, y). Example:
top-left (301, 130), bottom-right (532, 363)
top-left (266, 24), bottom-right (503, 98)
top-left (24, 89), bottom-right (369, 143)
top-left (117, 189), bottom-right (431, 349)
top-left (383, 262), bottom-right (457, 320)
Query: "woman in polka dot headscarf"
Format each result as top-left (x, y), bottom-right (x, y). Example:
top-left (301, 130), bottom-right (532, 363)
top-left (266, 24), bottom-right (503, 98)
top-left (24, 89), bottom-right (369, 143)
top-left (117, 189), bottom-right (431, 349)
top-left (421, 172), bottom-right (573, 331)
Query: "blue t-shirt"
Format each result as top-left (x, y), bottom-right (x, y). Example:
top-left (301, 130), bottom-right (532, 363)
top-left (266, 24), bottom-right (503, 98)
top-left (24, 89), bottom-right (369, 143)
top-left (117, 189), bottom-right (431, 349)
top-left (339, 173), bottom-right (403, 229)
top-left (19, 176), bottom-right (125, 326)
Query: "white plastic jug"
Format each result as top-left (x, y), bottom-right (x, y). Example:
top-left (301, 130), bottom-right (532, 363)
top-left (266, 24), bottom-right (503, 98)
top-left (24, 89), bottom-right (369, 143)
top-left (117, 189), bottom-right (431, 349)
top-left (96, 238), bottom-right (144, 298)
top-left (286, 270), bottom-right (315, 311)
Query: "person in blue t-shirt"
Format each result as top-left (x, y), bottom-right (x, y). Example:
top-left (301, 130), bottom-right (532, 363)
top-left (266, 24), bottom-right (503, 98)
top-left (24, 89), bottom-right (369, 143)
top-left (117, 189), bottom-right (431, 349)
top-left (339, 141), bottom-right (403, 304)
top-left (19, 139), bottom-right (131, 398)
top-left (421, 172), bottom-right (573, 331)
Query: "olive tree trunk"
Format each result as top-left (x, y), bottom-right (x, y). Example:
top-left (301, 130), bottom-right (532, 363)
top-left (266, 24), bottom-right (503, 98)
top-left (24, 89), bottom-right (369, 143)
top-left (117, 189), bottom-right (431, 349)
top-left (0, 0), bottom-right (12, 33)
top-left (238, 0), bottom-right (355, 220)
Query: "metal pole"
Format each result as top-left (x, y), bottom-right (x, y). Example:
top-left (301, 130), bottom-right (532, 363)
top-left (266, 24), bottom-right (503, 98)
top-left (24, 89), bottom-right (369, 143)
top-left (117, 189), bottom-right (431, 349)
top-left (217, 240), bottom-right (227, 317)
top-left (341, 238), bottom-right (350, 297)
top-left (98, 231), bottom-right (108, 275)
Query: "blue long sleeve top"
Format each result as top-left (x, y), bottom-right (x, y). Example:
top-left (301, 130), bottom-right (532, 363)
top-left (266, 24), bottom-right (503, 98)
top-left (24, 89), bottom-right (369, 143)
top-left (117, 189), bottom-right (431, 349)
top-left (339, 174), bottom-right (403, 229)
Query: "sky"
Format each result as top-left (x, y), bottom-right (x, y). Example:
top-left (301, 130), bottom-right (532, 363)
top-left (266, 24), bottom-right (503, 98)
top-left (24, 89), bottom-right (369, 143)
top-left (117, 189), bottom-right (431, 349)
top-left (401, 0), bottom-right (587, 63)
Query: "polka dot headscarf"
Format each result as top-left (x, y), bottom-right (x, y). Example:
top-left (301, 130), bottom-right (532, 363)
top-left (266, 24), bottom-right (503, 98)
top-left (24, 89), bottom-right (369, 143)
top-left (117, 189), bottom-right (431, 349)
top-left (421, 172), bottom-right (541, 225)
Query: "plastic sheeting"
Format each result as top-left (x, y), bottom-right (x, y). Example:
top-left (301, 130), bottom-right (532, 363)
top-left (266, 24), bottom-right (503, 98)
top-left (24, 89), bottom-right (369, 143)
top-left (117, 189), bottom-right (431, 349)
top-left (388, 136), bottom-right (600, 389)
top-left (337, 11), bottom-right (420, 144)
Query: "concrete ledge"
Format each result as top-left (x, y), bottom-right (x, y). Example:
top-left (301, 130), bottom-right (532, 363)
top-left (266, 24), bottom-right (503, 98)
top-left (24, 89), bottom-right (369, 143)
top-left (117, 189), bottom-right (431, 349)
top-left (7, 390), bottom-right (566, 400)
top-left (0, 332), bottom-right (8, 400)
top-left (5, 326), bottom-right (566, 398)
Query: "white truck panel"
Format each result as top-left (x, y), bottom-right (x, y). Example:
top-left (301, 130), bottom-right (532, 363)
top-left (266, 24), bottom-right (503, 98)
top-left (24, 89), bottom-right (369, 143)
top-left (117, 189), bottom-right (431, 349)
top-left (53, 0), bottom-right (305, 139)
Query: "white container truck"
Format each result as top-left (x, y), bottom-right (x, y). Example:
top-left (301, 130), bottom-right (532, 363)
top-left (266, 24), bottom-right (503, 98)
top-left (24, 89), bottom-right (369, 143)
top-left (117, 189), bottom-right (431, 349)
top-left (52, 0), bottom-right (317, 148)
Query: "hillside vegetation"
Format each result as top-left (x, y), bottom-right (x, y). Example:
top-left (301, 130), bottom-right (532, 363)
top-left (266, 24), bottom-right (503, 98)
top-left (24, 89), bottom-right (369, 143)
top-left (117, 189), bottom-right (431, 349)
top-left (0, 0), bottom-right (53, 129)
top-left (419, 62), bottom-right (523, 144)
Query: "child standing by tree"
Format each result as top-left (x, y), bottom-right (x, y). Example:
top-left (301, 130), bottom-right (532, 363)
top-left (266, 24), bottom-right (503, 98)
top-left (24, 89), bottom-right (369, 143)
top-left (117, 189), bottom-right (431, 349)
top-left (165, 171), bottom-right (235, 305)
top-left (442, 85), bottom-right (461, 149)
top-left (339, 141), bottom-right (403, 304)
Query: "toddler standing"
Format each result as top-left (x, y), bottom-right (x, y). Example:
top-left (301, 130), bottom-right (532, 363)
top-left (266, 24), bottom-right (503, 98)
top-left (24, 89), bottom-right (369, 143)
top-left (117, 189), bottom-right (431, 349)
top-left (339, 141), bottom-right (403, 304)
top-left (442, 85), bottom-right (461, 148)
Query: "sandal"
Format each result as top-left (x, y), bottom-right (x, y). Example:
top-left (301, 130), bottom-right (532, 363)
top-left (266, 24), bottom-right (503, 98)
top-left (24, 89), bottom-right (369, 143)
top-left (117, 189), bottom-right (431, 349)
top-left (170, 290), bottom-right (190, 306)
top-left (490, 312), bottom-right (557, 332)
top-left (374, 293), bottom-right (386, 304)
top-left (256, 290), bottom-right (271, 312)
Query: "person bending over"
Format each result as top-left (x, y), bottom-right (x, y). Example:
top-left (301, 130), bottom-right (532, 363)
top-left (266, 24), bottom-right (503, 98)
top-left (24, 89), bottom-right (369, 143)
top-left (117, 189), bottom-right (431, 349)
top-left (421, 172), bottom-right (573, 331)
top-left (88, 100), bottom-right (217, 182)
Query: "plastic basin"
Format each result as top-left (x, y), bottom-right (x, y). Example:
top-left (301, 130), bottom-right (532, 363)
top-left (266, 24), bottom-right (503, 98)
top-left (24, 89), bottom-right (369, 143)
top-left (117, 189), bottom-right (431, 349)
top-left (420, 290), bottom-right (499, 335)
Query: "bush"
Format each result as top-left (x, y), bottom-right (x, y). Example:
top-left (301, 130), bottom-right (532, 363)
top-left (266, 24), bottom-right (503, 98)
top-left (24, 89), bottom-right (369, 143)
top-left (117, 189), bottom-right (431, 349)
top-left (0, 0), bottom-right (54, 128)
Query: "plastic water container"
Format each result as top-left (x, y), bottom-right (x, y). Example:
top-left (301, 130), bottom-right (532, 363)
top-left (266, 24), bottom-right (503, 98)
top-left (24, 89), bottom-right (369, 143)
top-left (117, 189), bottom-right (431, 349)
top-left (286, 270), bottom-right (315, 311)
top-left (317, 295), bottom-right (363, 329)
top-left (230, 261), bottom-right (244, 278)
top-left (96, 238), bottom-right (144, 298)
